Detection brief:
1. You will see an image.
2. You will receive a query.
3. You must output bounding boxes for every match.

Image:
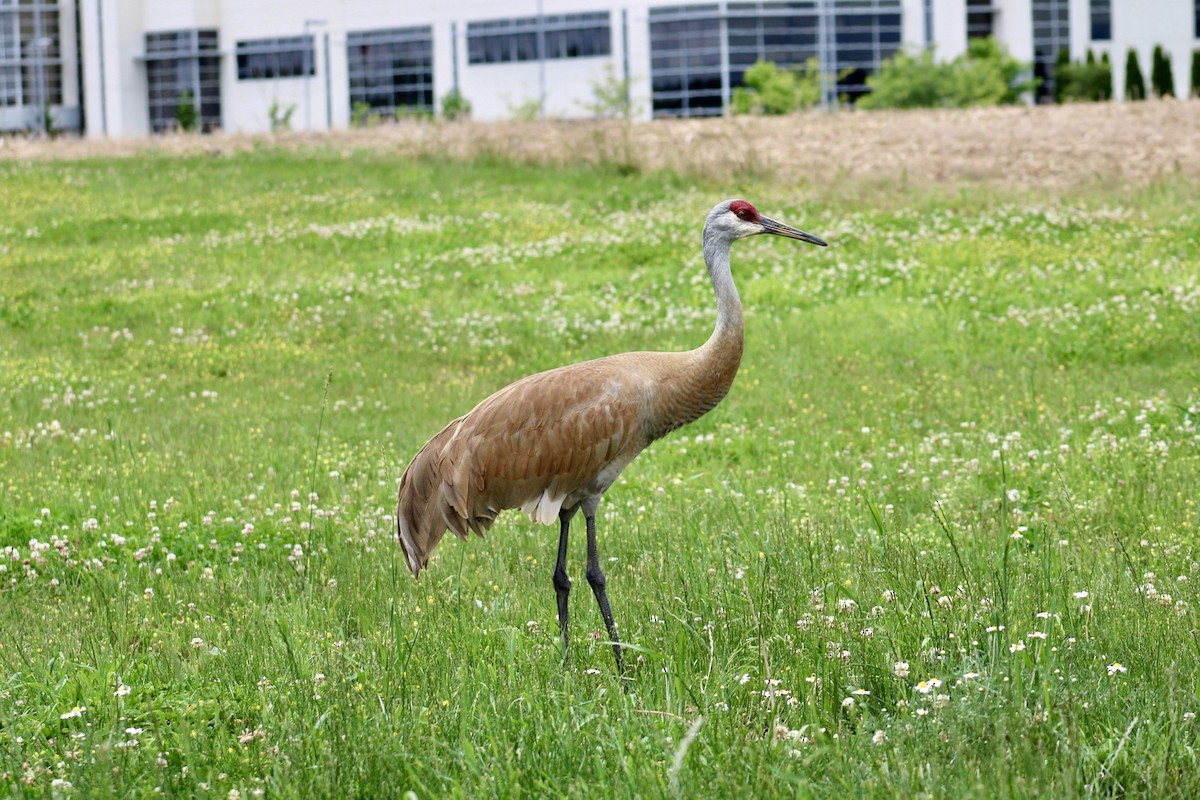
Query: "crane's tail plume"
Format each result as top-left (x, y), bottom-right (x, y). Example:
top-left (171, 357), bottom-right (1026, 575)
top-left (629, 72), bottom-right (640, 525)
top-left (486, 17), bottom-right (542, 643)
top-left (396, 419), bottom-right (488, 577)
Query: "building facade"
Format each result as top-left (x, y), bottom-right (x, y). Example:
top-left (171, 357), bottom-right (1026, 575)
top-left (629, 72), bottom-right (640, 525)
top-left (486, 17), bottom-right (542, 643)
top-left (2, 1), bottom-right (1197, 137)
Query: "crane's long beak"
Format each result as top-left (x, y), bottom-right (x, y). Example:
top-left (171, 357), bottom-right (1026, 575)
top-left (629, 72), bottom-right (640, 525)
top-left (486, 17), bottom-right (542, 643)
top-left (760, 216), bottom-right (828, 247)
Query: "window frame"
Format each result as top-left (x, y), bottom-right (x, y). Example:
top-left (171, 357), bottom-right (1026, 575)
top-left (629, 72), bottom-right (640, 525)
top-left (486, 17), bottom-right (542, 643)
top-left (466, 11), bottom-right (611, 65)
top-left (235, 35), bottom-right (316, 81)
top-left (346, 25), bottom-right (435, 119)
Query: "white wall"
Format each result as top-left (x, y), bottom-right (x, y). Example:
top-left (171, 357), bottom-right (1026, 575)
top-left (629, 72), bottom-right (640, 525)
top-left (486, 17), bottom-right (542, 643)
top-left (932, 0), bottom-right (969, 59)
top-left (105, 0), bottom-right (149, 137)
top-left (900, 0), bottom-right (931, 51)
top-left (994, 0), bottom-right (1034, 62)
top-left (1106, 0), bottom-right (1195, 99)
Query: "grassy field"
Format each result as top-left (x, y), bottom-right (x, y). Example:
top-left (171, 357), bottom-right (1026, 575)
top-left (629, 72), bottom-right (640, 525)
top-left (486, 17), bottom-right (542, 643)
top-left (1, 139), bottom-right (1199, 798)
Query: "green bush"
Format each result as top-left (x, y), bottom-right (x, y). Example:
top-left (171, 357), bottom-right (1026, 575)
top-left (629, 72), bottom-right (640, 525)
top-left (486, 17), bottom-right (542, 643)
top-left (1151, 45), bottom-right (1175, 98)
top-left (1192, 50), bottom-right (1200, 98)
top-left (268, 100), bottom-right (296, 132)
top-left (1054, 48), bottom-right (1071, 103)
top-left (175, 91), bottom-right (197, 132)
top-left (1125, 49), bottom-right (1146, 100)
top-left (441, 88), bottom-right (472, 121)
top-left (1056, 49), bottom-right (1113, 102)
top-left (506, 97), bottom-right (542, 122)
top-left (730, 59), bottom-right (821, 114)
top-left (857, 38), bottom-right (1035, 110)
top-left (350, 101), bottom-right (374, 128)
top-left (578, 63), bottom-right (641, 120)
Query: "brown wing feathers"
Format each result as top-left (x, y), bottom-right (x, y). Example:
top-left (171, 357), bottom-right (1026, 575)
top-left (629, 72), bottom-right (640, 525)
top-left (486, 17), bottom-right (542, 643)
top-left (396, 359), bottom-right (644, 578)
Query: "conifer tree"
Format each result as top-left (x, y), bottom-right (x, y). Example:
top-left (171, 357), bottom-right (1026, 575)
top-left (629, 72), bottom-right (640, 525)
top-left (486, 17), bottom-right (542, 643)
top-left (1054, 48), bottom-right (1070, 103)
top-left (1151, 45), bottom-right (1175, 98)
top-left (1192, 51), bottom-right (1200, 98)
top-left (1125, 49), bottom-right (1146, 101)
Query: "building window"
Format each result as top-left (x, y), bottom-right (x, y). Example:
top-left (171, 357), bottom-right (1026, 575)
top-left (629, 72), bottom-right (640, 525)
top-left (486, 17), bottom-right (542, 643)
top-left (1089, 0), bottom-right (1111, 41)
top-left (649, 1), bottom-right (902, 118)
top-left (832, 7), bottom-right (903, 100)
top-left (347, 26), bottom-right (434, 119)
top-left (236, 36), bottom-right (315, 80)
top-left (649, 5), bottom-right (723, 118)
top-left (143, 29), bottom-right (221, 133)
top-left (1031, 0), bottom-right (1070, 102)
top-left (966, 0), bottom-right (995, 40)
top-left (467, 12), bottom-right (611, 65)
top-left (0, 0), bottom-right (63, 122)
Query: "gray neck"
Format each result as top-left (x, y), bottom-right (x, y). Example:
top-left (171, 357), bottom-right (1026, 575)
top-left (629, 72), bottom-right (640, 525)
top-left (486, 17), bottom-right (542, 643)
top-left (702, 228), bottom-right (743, 343)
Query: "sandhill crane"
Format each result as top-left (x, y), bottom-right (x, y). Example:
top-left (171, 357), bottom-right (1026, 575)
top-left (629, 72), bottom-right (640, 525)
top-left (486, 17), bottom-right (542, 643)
top-left (397, 199), bottom-right (827, 673)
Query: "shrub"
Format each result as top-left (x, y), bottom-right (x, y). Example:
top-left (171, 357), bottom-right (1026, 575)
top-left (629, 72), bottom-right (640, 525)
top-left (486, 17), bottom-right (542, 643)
top-left (1054, 48), bottom-right (1071, 103)
top-left (1124, 49), bottom-right (1146, 100)
top-left (441, 89), bottom-right (472, 121)
top-left (856, 50), bottom-right (952, 109)
top-left (1192, 50), bottom-right (1200, 98)
top-left (578, 64), bottom-right (640, 120)
top-left (350, 101), bottom-right (373, 128)
top-left (506, 97), bottom-right (542, 122)
top-left (1056, 49), bottom-right (1113, 102)
top-left (857, 38), bottom-right (1035, 110)
top-left (175, 91), bottom-right (197, 132)
top-left (268, 100), bottom-right (296, 132)
top-left (1151, 45), bottom-right (1175, 98)
top-left (730, 59), bottom-right (821, 114)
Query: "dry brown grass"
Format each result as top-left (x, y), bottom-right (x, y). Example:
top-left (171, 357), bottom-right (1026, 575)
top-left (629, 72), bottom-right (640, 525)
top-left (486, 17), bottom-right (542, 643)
top-left (4, 100), bottom-right (1198, 193)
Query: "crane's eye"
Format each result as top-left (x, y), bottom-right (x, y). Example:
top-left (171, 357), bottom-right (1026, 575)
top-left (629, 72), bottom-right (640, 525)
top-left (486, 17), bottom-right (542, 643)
top-left (736, 209), bottom-right (751, 220)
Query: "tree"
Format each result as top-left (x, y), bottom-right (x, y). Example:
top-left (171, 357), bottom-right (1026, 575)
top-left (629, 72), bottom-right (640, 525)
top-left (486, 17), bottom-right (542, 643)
top-left (730, 59), bottom-right (821, 115)
top-left (1100, 52), bottom-right (1113, 100)
top-left (1124, 49), bottom-right (1146, 100)
top-left (1192, 50), bottom-right (1200, 98)
top-left (1151, 45), bottom-right (1175, 98)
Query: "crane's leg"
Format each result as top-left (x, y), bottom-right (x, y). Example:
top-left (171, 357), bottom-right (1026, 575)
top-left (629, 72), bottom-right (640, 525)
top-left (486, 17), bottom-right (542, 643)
top-left (553, 507), bottom-right (577, 662)
top-left (584, 511), bottom-right (624, 675)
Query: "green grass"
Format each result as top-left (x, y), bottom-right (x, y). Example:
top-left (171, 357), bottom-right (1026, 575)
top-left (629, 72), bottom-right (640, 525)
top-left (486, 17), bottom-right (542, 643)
top-left (1, 148), bottom-right (1199, 798)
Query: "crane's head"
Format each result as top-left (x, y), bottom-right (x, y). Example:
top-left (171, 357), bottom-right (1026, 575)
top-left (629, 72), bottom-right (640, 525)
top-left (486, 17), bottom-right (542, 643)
top-left (707, 199), bottom-right (828, 247)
